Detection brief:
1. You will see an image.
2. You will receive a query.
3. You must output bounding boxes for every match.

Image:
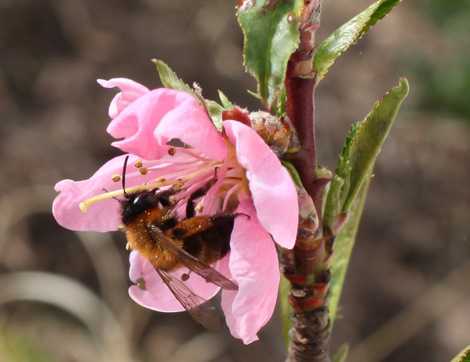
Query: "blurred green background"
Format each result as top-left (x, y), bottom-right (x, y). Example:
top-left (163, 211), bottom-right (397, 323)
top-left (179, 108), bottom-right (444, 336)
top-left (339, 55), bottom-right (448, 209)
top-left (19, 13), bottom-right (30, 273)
top-left (0, 0), bottom-right (469, 361)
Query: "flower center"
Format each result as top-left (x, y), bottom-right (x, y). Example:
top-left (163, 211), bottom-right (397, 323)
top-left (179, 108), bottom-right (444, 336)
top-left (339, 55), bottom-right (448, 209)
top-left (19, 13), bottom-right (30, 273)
top-left (79, 144), bottom-right (249, 218)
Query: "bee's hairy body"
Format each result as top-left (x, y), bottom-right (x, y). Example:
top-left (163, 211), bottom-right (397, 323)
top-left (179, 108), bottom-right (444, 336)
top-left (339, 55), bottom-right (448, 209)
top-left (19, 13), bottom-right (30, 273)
top-left (113, 156), bottom-right (240, 331)
top-left (122, 191), bottom-right (234, 271)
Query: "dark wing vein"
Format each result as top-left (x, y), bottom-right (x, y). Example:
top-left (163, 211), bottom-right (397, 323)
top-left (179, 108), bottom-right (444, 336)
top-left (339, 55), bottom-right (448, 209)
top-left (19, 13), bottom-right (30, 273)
top-left (155, 268), bottom-right (220, 332)
top-left (149, 227), bottom-right (238, 290)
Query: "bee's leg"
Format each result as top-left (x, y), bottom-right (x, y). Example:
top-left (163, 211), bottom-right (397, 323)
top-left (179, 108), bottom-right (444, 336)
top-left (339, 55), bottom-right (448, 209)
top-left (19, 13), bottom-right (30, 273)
top-left (185, 177), bottom-right (220, 218)
top-left (157, 189), bottom-right (178, 207)
top-left (185, 188), bottom-right (207, 218)
top-left (181, 271), bottom-right (191, 282)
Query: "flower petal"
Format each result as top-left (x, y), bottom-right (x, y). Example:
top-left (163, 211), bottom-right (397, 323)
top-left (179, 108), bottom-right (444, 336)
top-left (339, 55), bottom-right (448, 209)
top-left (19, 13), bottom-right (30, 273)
top-left (155, 97), bottom-right (227, 162)
top-left (98, 78), bottom-right (149, 119)
top-left (128, 251), bottom-right (221, 312)
top-left (221, 199), bottom-right (280, 344)
top-left (53, 154), bottom-right (159, 232)
top-left (107, 89), bottom-right (197, 159)
top-left (223, 121), bottom-right (298, 249)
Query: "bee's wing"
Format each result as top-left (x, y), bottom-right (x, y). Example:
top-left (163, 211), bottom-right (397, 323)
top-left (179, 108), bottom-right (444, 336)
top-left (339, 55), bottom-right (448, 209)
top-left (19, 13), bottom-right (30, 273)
top-left (149, 227), bottom-right (238, 290)
top-left (155, 268), bottom-right (220, 332)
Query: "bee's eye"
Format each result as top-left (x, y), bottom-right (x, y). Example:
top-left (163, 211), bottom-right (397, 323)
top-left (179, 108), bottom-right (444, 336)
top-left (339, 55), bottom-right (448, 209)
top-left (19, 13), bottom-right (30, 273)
top-left (132, 194), bottom-right (145, 206)
top-left (122, 191), bottom-right (158, 225)
top-left (132, 192), bottom-right (158, 208)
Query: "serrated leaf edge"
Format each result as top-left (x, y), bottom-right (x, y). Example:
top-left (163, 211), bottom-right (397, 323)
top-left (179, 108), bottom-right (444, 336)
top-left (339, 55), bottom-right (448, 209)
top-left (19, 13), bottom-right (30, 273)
top-left (315, 0), bottom-right (401, 83)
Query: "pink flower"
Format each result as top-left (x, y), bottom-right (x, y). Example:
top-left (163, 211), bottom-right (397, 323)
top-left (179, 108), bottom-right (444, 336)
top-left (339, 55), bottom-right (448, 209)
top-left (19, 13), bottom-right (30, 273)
top-left (53, 78), bottom-right (298, 344)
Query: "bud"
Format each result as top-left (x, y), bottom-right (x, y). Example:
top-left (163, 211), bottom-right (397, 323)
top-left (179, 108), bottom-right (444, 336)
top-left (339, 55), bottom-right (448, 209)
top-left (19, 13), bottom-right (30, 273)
top-left (249, 111), bottom-right (300, 157)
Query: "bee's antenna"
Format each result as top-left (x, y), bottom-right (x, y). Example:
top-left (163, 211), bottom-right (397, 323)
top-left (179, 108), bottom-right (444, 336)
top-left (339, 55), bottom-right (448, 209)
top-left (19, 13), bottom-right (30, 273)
top-left (122, 155), bottom-right (130, 198)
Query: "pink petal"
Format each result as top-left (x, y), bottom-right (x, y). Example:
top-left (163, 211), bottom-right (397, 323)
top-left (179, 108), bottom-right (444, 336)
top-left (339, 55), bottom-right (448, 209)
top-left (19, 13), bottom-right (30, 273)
top-left (155, 96), bottom-right (227, 162)
top-left (223, 121), bottom-right (298, 249)
top-left (98, 78), bottom-right (149, 118)
top-left (52, 154), bottom-right (159, 232)
top-left (107, 89), bottom-right (197, 160)
top-left (128, 251), bottom-right (221, 312)
top-left (221, 199), bottom-right (280, 344)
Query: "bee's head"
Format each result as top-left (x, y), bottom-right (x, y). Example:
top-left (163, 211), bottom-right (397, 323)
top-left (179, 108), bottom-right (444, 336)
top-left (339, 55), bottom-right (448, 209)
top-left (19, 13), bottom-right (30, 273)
top-left (121, 190), bottom-right (159, 225)
top-left (120, 156), bottom-right (160, 225)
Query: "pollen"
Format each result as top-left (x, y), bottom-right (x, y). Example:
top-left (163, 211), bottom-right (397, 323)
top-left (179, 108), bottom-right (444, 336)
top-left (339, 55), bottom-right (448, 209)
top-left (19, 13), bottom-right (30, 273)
top-left (135, 278), bottom-right (146, 290)
top-left (195, 203), bottom-right (204, 213)
top-left (139, 167), bottom-right (148, 175)
top-left (112, 174), bottom-right (121, 182)
top-left (134, 160), bottom-right (143, 168)
top-left (156, 177), bottom-right (166, 182)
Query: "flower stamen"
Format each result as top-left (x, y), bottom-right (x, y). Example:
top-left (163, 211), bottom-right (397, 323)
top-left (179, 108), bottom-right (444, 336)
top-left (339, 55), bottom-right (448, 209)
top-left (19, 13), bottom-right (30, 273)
top-left (79, 160), bottom-right (221, 213)
top-left (222, 182), bottom-right (242, 212)
top-left (79, 179), bottom-right (178, 213)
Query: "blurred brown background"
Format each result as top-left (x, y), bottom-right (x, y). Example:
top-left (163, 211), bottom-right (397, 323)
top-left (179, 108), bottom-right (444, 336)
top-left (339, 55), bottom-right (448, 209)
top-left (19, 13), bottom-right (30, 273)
top-left (0, 0), bottom-right (469, 361)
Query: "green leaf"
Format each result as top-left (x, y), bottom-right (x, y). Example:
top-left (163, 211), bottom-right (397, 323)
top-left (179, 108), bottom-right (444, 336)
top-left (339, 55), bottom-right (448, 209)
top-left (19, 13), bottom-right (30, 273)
top-left (153, 59), bottom-right (196, 97)
top-left (247, 89), bottom-right (261, 100)
top-left (451, 346), bottom-right (470, 362)
top-left (328, 170), bottom-right (372, 328)
top-left (279, 275), bottom-right (293, 349)
top-left (314, 0), bottom-right (402, 83)
top-left (273, 84), bottom-right (287, 116)
top-left (323, 122), bottom-right (360, 228)
top-left (342, 77), bottom-right (409, 211)
top-left (205, 100), bottom-right (224, 131)
top-left (327, 78), bottom-right (409, 328)
top-left (281, 160), bottom-right (303, 188)
top-left (154, 59), bottom-right (235, 132)
top-left (332, 343), bottom-right (350, 362)
top-left (218, 90), bottom-right (234, 110)
top-left (323, 175), bottom-right (346, 228)
top-left (237, 0), bottom-right (303, 109)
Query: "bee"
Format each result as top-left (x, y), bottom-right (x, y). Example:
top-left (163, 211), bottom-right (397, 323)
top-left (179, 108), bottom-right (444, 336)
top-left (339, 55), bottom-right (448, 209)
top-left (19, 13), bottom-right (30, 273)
top-left (118, 156), bottom-right (239, 331)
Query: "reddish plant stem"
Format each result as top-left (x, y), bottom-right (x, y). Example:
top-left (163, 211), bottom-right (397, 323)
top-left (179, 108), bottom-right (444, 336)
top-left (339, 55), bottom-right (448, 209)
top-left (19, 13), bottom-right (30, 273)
top-left (286, 63), bottom-right (317, 196)
top-left (282, 187), bottom-right (331, 362)
top-left (287, 308), bottom-right (330, 362)
top-left (285, 0), bottom-right (323, 214)
top-left (283, 1), bottom-right (331, 361)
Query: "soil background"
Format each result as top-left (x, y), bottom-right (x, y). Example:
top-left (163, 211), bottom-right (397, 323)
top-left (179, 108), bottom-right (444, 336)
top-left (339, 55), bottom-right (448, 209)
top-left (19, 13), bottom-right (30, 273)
top-left (0, 0), bottom-right (469, 361)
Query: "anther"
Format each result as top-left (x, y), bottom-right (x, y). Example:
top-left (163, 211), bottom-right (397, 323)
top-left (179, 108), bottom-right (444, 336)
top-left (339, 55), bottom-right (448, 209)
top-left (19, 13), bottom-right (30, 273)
top-left (156, 177), bottom-right (166, 182)
top-left (181, 273), bottom-right (190, 282)
top-left (134, 160), bottom-right (143, 168)
top-left (136, 278), bottom-right (146, 290)
top-left (139, 167), bottom-right (148, 175)
top-left (112, 174), bottom-right (121, 182)
top-left (118, 224), bottom-right (125, 231)
top-left (195, 203), bottom-right (203, 213)
top-left (126, 242), bottom-right (132, 250)
top-left (168, 147), bottom-right (176, 156)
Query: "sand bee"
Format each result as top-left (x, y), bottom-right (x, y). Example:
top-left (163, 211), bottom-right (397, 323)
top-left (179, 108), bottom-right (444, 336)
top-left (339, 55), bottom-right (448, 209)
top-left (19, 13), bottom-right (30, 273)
top-left (119, 156), bottom-right (238, 331)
